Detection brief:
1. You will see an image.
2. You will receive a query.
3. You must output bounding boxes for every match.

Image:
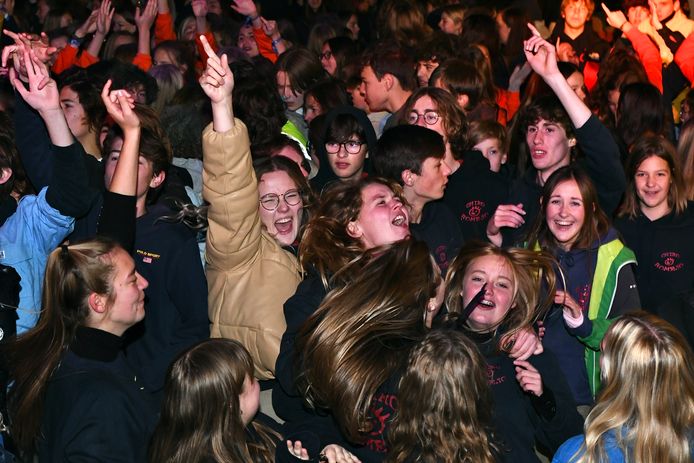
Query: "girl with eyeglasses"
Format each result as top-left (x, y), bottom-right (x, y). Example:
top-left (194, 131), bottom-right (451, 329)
top-left (200, 39), bottom-right (314, 382)
top-left (310, 105), bottom-right (377, 191)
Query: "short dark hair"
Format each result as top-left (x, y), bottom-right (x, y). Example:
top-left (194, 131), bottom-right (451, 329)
top-left (362, 41), bottom-right (416, 92)
top-left (373, 125), bottom-right (445, 183)
top-left (275, 47), bottom-right (326, 95)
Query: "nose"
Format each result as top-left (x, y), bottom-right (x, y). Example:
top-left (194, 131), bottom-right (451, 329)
top-left (646, 174), bottom-right (655, 187)
top-left (441, 162), bottom-right (452, 176)
top-left (277, 197), bottom-right (290, 212)
top-left (533, 130), bottom-right (543, 144)
top-left (558, 202), bottom-right (569, 217)
top-left (337, 145), bottom-right (349, 158)
top-left (137, 272), bottom-right (149, 290)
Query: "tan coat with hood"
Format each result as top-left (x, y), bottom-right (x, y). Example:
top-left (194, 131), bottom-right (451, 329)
top-left (203, 119), bottom-right (302, 380)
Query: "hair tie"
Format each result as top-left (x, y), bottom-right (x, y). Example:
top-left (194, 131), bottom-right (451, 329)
top-left (61, 244), bottom-right (70, 256)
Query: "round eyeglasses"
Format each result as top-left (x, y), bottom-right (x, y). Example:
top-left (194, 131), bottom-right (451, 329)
top-left (407, 110), bottom-right (440, 126)
top-left (259, 189), bottom-right (303, 211)
top-left (325, 140), bottom-right (365, 155)
top-left (319, 50), bottom-right (333, 61)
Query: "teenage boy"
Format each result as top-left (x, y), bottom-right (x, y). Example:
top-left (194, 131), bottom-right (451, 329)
top-left (373, 125), bottom-right (462, 272)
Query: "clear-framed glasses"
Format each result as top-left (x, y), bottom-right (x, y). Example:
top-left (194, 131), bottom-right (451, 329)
top-left (325, 140), bottom-right (365, 154)
top-left (319, 50), bottom-right (333, 61)
top-left (259, 189), bottom-right (303, 211)
top-left (407, 110), bottom-right (440, 126)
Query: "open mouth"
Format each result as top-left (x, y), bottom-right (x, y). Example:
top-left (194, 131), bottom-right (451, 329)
top-left (478, 299), bottom-right (495, 309)
top-left (392, 213), bottom-right (407, 226)
top-left (275, 217), bottom-right (294, 234)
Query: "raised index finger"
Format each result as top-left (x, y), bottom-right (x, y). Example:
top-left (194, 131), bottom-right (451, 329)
top-left (199, 35), bottom-right (217, 60)
top-left (527, 22), bottom-right (542, 37)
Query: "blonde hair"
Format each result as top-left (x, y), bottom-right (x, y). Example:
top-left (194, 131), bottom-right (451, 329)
top-left (444, 242), bottom-right (557, 350)
top-left (572, 312), bottom-right (694, 463)
top-left (387, 330), bottom-right (496, 463)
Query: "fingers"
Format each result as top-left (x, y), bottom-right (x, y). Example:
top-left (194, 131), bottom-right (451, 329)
top-left (1, 44), bottom-right (18, 68)
top-left (514, 359), bottom-right (543, 395)
top-left (199, 34), bottom-right (218, 60)
top-left (527, 22), bottom-right (542, 37)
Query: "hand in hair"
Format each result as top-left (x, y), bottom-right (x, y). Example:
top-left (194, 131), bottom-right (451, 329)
top-left (505, 326), bottom-right (543, 360)
top-left (514, 359), bottom-right (544, 396)
top-left (286, 440), bottom-right (309, 460)
top-left (101, 80), bottom-right (139, 131)
top-left (320, 444), bottom-right (362, 463)
top-left (486, 203), bottom-right (526, 246)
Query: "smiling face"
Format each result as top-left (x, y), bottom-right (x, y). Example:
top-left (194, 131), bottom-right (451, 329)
top-left (462, 254), bottom-right (516, 332)
top-left (525, 118), bottom-right (573, 181)
top-left (635, 155), bottom-right (672, 219)
top-left (277, 70), bottom-right (304, 111)
top-left (258, 170), bottom-right (304, 246)
top-left (347, 183), bottom-right (410, 249)
top-left (99, 247), bottom-right (148, 336)
top-left (545, 179), bottom-right (586, 251)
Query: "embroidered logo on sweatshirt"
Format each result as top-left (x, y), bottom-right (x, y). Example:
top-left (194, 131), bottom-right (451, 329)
top-left (366, 392), bottom-right (397, 453)
top-left (136, 249), bottom-right (160, 264)
top-left (487, 364), bottom-right (506, 385)
top-left (459, 200), bottom-right (488, 223)
top-left (655, 251), bottom-right (684, 272)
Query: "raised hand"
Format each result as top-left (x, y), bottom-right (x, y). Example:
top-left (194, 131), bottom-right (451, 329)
top-left (101, 80), bottom-right (140, 131)
top-left (260, 17), bottom-right (278, 38)
top-left (75, 8), bottom-right (99, 38)
top-left (135, 0), bottom-right (158, 32)
top-left (230, 0), bottom-right (258, 18)
top-left (601, 3), bottom-right (628, 30)
top-left (3, 30), bottom-right (57, 66)
top-left (514, 359), bottom-right (543, 396)
top-left (198, 35), bottom-right (233, 103)
top-left (95, 0), bottom-right (115, 37)
top-left (523, 23), bottom-right (561, 79)
top-left (648, 0), bottom-right (663, 29)
top-left (10, 48), bottom-right (59, 113)
top-left (192, 0), bottom-right (208, 18)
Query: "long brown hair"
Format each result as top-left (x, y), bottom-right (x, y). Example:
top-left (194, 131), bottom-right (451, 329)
top-left (298, 177), bottom-right (405, 286)
top-left (148, 339), bottom-right (279, 463)
top-left (387, 330), bottom-right (497, 463)
top-left (526, 166), bottom-right (610, 252)
top-left (572, 312), bottom-right (694, 463)
top-left (4, 238), bottom-right (120, 456)
top-left (618, 135), bottom-right (688, 219)
top-left (295, 239), bottom-right (437, 443)
top-left (444, 241), bottom-right (557, 350)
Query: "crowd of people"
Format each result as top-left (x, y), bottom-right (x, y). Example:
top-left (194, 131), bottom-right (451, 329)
top-left (0, 0), bottom-right (693, 461)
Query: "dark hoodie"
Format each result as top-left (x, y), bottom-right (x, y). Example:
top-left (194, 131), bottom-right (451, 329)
top-left (309, 106), bottom-right (377, 192)
top-left (542, 228), bottom-right (640, 405)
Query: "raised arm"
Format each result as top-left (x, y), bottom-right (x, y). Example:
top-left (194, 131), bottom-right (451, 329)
top-left (85, 0), bottom-right (114, 60)
top-left (134, 0), bottom-right (158, 71)
top-left (524, 24), bottom-right (591, 129)
top-left (199, 35), bottom-right (235, 132)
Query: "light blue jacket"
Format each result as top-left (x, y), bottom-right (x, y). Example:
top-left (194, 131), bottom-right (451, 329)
top-left (0, 188), bottom-right (74, 332)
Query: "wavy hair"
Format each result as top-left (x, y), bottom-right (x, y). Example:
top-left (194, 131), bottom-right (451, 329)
top-left (571, 312), bottom-right (694, 463)
top-left (299, 177), bottom-right (405, 285)
top-left (4, 238), bottom-right (119, 456)
top-left (295, 240), bottom-right (437, 443)
top-left (444, 241), bottom-right (557, 350)
top-left (148, 339), bottom-right (279, 462)
top-left (386, 329), bottom-right (497, 463)
top-left (526, 166), bottom-right (611, 252)
top-left (401, 87), bottom-right (469, 159)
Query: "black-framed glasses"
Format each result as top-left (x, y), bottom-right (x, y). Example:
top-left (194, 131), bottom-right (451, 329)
top-left (325, 140), bottom-right (365, 154)
top-left (407, 110), bottom-right (440, 126)
top-left (259, 189), bottom-right (303, 211)
top-left (319, 50), bottom-right (333, 61)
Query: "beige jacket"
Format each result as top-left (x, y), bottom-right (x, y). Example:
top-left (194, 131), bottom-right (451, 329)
top-left (203, 120), bottom-right (302, 380)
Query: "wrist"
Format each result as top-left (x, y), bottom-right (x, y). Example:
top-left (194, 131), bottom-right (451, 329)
top-left (74, 29), bottom-right (86, 39)
top-left (38, 107), bottom-right (63, 118)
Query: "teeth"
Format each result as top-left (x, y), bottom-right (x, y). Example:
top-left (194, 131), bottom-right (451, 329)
top-left (480, 300), bottom-right (494, 307)
top-left (555, 221), bottom-right (573, 226)
top-left (392, 215), bottom-right (405, 226)
top-left (275, 218), bottom-right (291, 224)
